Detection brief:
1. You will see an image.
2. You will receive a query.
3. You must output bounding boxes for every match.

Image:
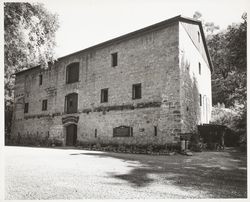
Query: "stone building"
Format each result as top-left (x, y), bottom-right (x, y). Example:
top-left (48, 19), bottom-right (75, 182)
top-left (11, 15), bottom-right (213, 146)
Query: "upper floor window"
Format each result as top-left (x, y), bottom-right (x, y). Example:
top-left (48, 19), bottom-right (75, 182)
top-left (101, 88), bottom-right (108, 103)
top-left (65, 93), bottom-right (78, 114)
top-left (198, 31), bottom-right (200, 43)
top-left (132, 83), bottom-right (142, 99)
top-left (42, 99), bottom-right (47, 111)
top-left (199, 62), bottom-right (201, 75)
top-left (111, 52), bottom-right (118, 67)
top-left (24, 103), bottom-right (29, 113)
top-left (66, 62), bottom-right (79, 84)
top-left (39, 74), bottom-right (43, 85)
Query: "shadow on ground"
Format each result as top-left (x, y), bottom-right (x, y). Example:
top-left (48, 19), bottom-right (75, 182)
top-left (70, 148), bottom-right (247, 198)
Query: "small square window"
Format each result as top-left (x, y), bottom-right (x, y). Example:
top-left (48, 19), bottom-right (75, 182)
top-left (199, 62), bottom-right (201, 75)
top-left (101, 88), bottom-right (108, 103)
top-left (42, 99), bottom-right (47, 111)
top-left (111, 52), bottom-right (118, 67)
top-left (132, 83), bottom-right (141, 99)
top-left (24, 103), bottom-right (29, 113)
top-left (39, 75), bottom-right (43, 85)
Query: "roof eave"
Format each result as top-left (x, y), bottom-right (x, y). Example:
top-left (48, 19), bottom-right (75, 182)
top-left (15, 15), bottom-right (213, 75)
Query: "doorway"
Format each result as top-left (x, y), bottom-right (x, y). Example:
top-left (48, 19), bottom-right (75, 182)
top-left (66, 124), bottom-right (77, 146)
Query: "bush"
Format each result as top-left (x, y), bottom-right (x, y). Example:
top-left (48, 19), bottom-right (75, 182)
top-left (8, 134), bottom-right (63, 147)
top-left (211, 104), bottom-right (246, 147)
top-left (75, 142), bottom-right (179, 155)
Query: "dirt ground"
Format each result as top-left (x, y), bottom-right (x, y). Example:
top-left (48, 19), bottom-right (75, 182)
top-left (4, 146), bottom-right (247, 199)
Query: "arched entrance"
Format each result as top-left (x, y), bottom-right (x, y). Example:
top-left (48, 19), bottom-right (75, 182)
top-left (66, 124), bottom-right (77, 146)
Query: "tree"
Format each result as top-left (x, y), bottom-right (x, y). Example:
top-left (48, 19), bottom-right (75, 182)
top-left (207, 13), bottom-right (247, 107)
top-left (193, 11), bottom-right (220, 36)
top-left (4, 2), bottom-right (59, 106)
top-left (4, 3), bottom-right (59, 141)
top-left (194, 12), bottom-right (247, 146)
top-left (193, 11), bottom-right (246, 107)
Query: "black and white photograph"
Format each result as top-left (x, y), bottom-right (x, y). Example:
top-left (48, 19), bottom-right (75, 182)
top-left (1, 0), bottom-right (248, 200)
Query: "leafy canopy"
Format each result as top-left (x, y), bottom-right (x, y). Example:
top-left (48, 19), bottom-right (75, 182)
top-left (207, 13), bottom-right (247, 107)
top-left (4, 2), bottom-right (59, 105)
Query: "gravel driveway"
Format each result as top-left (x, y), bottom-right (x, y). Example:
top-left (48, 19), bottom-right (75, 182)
top-left (4, 146), bottom-right (247, 199)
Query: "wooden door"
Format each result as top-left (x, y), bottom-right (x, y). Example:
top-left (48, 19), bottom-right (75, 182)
top-left (66, 124), bottom-right (77, 146)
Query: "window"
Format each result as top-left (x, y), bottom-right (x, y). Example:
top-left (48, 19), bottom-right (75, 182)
top-left (95, 129), bottom-right (97, 138)
top-left (24, 103), bottom-right (29, 113)
top-left (66, 62), bottom-right (79, 84)
top-left (199, 94), bottom-right (202, 106)
top-left (198, 31), bottom-right (200, 43)
top-left (154, 126), bottom-right (157, 136)
top-left (39, 74), bottom-right (43, 85)
top-left (42, 99), bottom-right (47, 111)
top-left (65, 93), bottom-right (78, 114)
top-left (111, 52), bottom-right (118, 67)
top-left (199, 62), bottom-right (201, 75)
top-left (132, 83), bottom-right (141, 99)
top-left (101, 88), bottom-right (108, 103)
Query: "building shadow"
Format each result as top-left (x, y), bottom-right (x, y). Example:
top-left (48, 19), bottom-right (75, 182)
top-left (70, 148), bottom-right (247, 198)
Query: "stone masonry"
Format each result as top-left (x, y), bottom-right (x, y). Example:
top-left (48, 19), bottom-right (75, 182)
top-left (11, 15), bottom-right (212, 146)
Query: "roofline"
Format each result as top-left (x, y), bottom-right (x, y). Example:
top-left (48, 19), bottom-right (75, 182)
top-left (179, 17), bottom-right (213, 72)
top-left (15, 15), bottom-right (213, 75)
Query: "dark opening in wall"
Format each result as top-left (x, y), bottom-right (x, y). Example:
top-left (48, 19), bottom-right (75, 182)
top-left (154, 126), bottom-right (157, 136)
top-left (39, 74), bottom-right (43, 85)
top-left (66, 62), bottom-right (79, 84)
top-left (42, 99), bottom-right (47, 111)
top-left (101, 88), bottom-right (108, 103)
top-left (111, 52), bottom-right (118, 67)
top-left (132, 83), bottom-right (142, 99)
top-left (65, 93), bottom-right (78, 114)
top-left (95, 129), bottom-right (97, 138)
top-left (199, 94), bottom-right (202, 106)
top-left (24, 103), bottom-right (29, 113)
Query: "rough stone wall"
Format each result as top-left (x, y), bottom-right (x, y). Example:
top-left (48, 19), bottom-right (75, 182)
top-left (12, 21), bottom-right (182, 145)
top-left (179, 22), bottom-right (212, 134)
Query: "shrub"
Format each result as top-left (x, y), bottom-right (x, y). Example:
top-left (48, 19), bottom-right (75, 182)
top-left (211, 104), bottom-right (245, 147)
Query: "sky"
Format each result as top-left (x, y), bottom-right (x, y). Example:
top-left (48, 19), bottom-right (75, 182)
top-left (38, 0), bottom-right (248, 58)
top-left (5, 0), bottom-right (250, 58)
